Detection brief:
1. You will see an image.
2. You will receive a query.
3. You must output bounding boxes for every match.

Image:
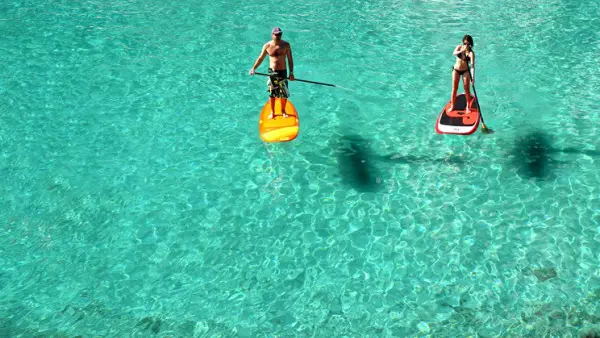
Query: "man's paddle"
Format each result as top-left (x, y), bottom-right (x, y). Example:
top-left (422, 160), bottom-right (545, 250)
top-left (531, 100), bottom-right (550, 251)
top-left (254, 72), bottom-right (336, 87)
top-left (466, 64), bottom-right (493, 133)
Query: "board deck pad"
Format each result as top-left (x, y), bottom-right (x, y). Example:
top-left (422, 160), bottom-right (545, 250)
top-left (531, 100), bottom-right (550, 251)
top-left (435, 94), bottom-right (480, 135)
top-left (259, 99), bottom-right (299, 142)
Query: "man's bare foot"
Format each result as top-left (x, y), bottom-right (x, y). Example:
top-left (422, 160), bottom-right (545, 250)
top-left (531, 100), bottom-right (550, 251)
top-left (446, 106), bottom-right (454, 113)
top-left (268, 112), bottom-right (275, 119)
top-left (281, 111), bottom-right (288, 118)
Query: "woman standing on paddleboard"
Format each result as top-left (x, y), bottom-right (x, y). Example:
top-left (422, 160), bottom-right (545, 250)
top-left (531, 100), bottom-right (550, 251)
top-left (448, 35), bottom-right (475, 113)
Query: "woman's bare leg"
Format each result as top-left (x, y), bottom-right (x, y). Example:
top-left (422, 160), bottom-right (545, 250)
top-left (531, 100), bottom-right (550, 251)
top-left (448, 69), bottom-right (460, 112)
top-left (463, 73), bottom-right (472, 113)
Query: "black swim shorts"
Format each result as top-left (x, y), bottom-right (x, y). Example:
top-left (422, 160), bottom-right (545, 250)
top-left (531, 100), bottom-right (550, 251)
top-left (267, 68), bottom-right (289, 98)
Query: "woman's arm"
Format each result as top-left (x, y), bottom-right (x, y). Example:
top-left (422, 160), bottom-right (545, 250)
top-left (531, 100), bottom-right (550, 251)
top-left (469, 52), bottom-right (475, 82)
top-left (453, 45), bottom-right (464, 55)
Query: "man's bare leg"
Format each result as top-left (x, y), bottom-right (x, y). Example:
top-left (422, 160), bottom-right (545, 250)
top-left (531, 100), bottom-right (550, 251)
top-left (269, 96), bottom-right (276, 119)
top-left (281, 97), bottom-right (288, 118)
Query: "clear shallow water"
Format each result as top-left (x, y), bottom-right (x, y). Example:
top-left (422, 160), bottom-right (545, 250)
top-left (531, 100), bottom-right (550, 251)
top-left (1, 0), bottom-right (600, 336)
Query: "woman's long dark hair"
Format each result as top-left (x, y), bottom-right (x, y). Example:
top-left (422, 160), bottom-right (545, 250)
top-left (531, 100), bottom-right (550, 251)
top-left (463, 34), bottom-right (474, 48)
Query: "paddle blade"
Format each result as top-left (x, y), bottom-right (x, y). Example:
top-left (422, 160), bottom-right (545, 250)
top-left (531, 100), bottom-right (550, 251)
top-left (481, 123), bottom-right (494, 134)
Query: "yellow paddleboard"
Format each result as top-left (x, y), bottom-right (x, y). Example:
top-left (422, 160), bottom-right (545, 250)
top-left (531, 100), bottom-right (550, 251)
top-left (258, 98), bottom-right (299, 143)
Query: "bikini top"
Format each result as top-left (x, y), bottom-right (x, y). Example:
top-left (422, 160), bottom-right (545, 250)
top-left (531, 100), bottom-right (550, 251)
top-left (458, 51), bottom-right (471, 62)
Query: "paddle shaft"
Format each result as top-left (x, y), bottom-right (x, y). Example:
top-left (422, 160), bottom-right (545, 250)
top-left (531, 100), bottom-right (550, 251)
top-left (466, 64), bottom-right (488, 128)
top-left (254, 72), bottom-right (335, 87)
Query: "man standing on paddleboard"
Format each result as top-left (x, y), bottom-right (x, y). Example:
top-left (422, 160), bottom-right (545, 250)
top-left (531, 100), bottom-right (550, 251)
top-left (249, 27), bottom-right (295, 119)
top-left (448, 35), bottom-right (475, 113)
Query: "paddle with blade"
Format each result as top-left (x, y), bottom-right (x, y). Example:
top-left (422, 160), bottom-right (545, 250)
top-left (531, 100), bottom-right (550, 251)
top-left (466, 64), bottom-right (493, 133)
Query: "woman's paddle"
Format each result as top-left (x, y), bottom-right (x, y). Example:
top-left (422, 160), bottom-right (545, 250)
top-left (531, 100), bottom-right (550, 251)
top-left (254, 72), bottom-right (336, 87)
top-left (466, 64), bottom-right (493, 133)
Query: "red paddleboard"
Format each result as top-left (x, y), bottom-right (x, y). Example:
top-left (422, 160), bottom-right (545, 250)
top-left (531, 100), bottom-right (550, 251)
top-left (435, 94), bottom-right (480, 135)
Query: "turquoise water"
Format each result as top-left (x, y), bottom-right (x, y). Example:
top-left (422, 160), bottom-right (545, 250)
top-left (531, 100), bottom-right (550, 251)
top-left (1, 0), bottom-right (600, 336)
